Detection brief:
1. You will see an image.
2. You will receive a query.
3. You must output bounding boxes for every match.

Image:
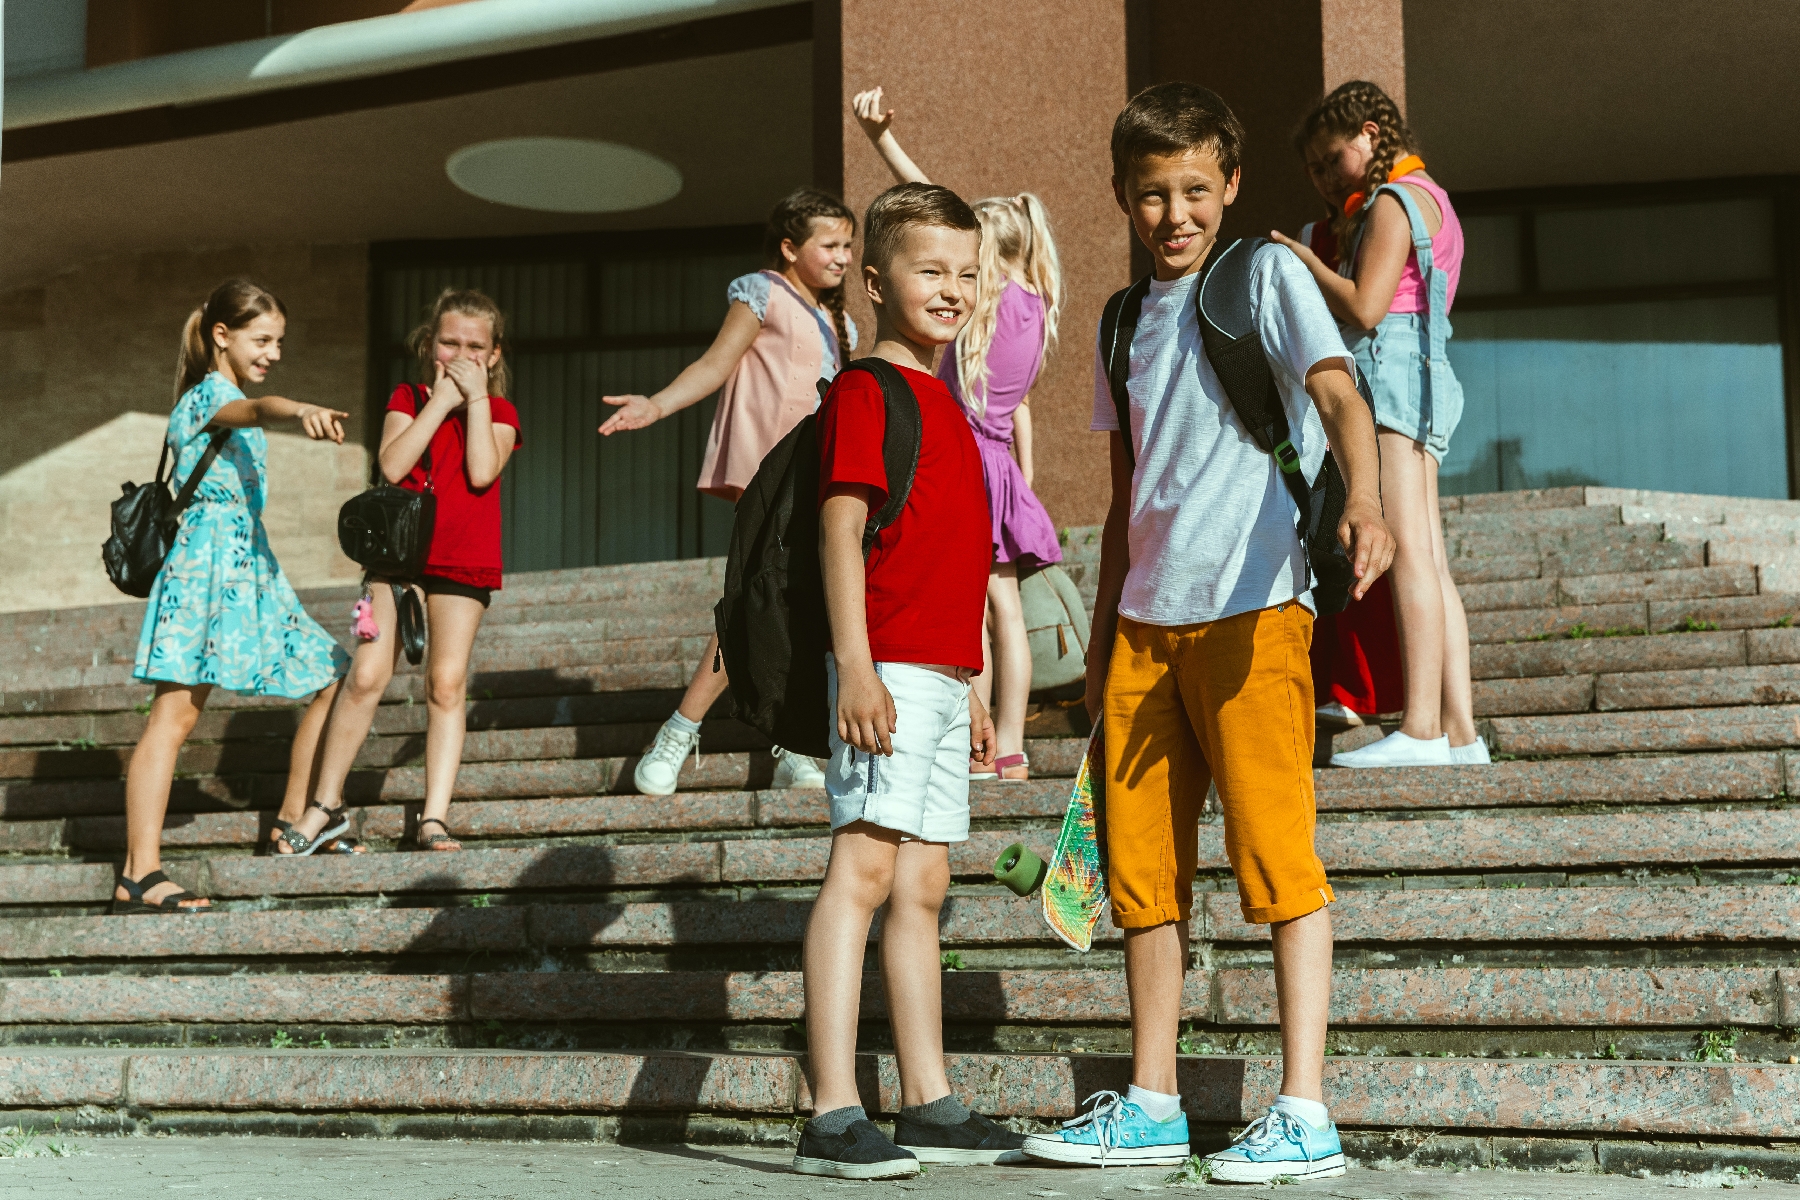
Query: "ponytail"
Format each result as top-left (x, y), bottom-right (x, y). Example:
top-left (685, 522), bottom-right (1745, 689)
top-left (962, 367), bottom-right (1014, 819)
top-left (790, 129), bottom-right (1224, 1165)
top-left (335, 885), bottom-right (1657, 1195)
top-left (955, 192), bottom-right (1063, 416)
top-left (174, 279), bottom-right (286, 403)
top-left (1293, 80), bottom-right (1419, 247)
top-left (762, 187), bottom-right (857, 369)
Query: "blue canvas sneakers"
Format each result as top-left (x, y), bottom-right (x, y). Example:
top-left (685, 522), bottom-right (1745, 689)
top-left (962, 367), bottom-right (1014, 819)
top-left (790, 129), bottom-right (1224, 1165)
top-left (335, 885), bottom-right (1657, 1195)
top-left (1022, 1090), bottom-right (1191, 1167)
top-left (1202, 1107), bottom-right (1346, 1183)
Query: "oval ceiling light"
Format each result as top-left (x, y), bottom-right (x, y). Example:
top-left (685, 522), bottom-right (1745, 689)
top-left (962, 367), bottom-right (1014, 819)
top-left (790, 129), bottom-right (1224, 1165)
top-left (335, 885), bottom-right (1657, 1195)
top-left (446, 138), bottom-right (682, 213)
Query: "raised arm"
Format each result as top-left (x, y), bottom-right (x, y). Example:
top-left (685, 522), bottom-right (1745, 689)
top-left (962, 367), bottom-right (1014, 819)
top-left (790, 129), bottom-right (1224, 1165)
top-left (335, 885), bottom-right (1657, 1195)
top-left (442, 357), bottom-right (516, 489)
top-left (1306, 360), bottom-right (1394, 598)
top-left (598, 301), bottom-right (762, 434)
top-left (850, 86), bottom-right (932, 186)
top-left (1271, 191), bottom-right (1420, 331)
top-left (208, 395), bottom-right (346, 443)
top-left (1012, 397), bottom-right (1035, 489)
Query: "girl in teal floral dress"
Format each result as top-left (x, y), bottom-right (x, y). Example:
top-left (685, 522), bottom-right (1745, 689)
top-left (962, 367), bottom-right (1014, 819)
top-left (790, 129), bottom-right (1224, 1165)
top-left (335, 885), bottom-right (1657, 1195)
top-left (116, 279), bottom-right (353, 913)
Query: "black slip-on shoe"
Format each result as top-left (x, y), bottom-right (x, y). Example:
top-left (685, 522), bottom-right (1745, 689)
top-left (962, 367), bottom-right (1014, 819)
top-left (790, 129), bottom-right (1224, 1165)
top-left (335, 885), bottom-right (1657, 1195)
top-left (791, 1118), bottom-right (921, 1179)
top-left (893, 1110), bottom-right (1030, 1165)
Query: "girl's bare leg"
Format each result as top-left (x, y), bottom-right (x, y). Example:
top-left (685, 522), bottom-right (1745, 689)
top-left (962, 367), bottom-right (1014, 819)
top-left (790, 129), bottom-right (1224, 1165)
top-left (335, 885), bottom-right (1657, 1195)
top-left (985, 565), bottom-right (1031, 778)
top-left (803, 823), bottom-right (900, 1113)
top-left (675, 634), bottom-right (731, 724)
top-left (419, 592), bottom-right (488, 847)
top-left (118, 682), bottom-right (211, 907)
top-left (283, 585), bottom-right (401, 849)
top-left (1425, 453), bottom-right (1479, 746)
top-left (1379, 430), bottom-right (1447, 741)
top-left (275, 682), bottom-right (341, 830)
top-left (880, 838), bottom-right (955, 1107)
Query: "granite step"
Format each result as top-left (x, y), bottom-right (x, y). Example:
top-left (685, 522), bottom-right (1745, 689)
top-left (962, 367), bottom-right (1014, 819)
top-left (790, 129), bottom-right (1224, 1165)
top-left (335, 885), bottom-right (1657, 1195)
top-left (7, 886), bottom-right (1800, 965)
top-left (4, 965), bottom-right (1792, 1030)
top-left (1457, 565), bottom-right (1759, 613)
top-left (1329, 703), bottom-right (1800, 759)
top-left (7, 808), bottom-right (1795, 907)
top-left (0, 1047), bottom-right (1792, 1140)
top-left (1466, 594), bottom-right (1800, 644)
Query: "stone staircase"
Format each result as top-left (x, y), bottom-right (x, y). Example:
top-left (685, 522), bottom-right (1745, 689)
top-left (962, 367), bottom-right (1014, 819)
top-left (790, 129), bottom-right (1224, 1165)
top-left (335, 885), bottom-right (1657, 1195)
top-left (1, 484), bottom-right (1798, 1178)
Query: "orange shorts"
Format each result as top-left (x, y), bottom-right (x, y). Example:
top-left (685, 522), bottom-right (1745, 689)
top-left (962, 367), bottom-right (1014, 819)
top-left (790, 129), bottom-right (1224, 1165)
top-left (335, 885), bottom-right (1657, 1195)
top-left (1102, 604), bottom-right (1334, 927)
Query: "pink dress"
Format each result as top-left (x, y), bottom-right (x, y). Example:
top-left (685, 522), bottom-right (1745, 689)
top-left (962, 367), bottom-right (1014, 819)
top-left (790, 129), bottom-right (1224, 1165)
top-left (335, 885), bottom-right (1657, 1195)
top-left (697, 271), bottom-right (848, 500)
top-left (936, 282), bottom-right (1063, 568)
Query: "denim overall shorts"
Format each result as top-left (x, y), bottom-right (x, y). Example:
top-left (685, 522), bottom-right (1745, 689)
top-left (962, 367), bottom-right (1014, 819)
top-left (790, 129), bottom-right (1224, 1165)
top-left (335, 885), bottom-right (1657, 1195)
top-left (1346, 183), bottom-right (1465, 463)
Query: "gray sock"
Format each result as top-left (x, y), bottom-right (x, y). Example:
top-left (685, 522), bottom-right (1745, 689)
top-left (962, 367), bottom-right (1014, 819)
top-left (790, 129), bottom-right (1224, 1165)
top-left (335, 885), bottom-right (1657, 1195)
top-left (808, 1105), bottom-right (866, 1136)
top-left (900, 1094), bottom-right (971, 1127)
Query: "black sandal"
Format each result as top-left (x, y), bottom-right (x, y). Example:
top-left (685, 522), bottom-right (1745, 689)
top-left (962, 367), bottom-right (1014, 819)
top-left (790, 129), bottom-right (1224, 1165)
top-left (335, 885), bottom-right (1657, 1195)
top-left (264, 816), bottom-right (366, 856)
top-left (112, 870), bottom-right (211, 915)
top-left (272, 801), bottom-right (352, 857)
top-left (414, 817), bottom-right (461, 852)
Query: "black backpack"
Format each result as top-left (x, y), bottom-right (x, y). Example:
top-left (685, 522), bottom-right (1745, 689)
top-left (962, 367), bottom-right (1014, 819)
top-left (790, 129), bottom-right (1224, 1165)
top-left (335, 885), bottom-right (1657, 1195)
top-left (1100, 237), bottom-right (1368, 616)
top-left (713, 358), bottom-right (922, 759)
top-left (102, 428), bottom-right (232, 598)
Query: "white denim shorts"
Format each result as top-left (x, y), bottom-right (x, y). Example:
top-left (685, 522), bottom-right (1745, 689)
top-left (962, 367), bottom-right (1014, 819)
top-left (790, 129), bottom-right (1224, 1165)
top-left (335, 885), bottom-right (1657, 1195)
top-left (825, 655), bottom-right (972, 843)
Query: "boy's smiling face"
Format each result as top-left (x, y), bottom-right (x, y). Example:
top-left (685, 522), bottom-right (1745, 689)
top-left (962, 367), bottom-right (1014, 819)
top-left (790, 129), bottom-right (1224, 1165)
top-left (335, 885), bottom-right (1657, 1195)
top-left (1114, 147), bottom-right (1240, 281)
top-left (865, 223), bottom-right (980, 349)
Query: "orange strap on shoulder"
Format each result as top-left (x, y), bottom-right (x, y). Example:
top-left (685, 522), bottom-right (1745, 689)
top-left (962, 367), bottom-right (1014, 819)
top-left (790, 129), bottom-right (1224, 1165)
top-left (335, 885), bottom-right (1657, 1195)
top-left (1341, 155), bottom-right (1427, 217)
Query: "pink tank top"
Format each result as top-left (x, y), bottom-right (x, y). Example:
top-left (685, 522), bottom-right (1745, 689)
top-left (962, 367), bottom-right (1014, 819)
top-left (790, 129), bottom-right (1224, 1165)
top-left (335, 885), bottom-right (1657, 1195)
top-left (1385, 175), bottom-right (1462, 315)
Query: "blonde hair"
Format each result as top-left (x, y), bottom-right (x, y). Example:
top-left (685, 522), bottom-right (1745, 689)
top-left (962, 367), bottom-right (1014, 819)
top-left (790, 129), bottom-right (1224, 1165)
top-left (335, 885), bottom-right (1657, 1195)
top-left (954, 194), bottom-right (1062, 416)
top-left (174, 279), bottom-right (286, 403)
top-left (407, 288), bottom-right (509, 397)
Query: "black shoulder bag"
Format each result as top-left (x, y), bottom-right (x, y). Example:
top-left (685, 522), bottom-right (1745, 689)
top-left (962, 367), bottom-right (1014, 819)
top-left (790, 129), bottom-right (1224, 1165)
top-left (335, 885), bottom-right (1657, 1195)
top-left (103, 427), bottom-right (232, 598)
top-left (337, 384), bottom-right (437, 580)
top-left (1100, 238), bottom-right (1370, 615)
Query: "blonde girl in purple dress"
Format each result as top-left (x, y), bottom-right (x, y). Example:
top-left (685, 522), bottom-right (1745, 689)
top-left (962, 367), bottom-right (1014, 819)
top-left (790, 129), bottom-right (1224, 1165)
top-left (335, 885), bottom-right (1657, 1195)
top-left (854, 86), bottom-right (1064, 782)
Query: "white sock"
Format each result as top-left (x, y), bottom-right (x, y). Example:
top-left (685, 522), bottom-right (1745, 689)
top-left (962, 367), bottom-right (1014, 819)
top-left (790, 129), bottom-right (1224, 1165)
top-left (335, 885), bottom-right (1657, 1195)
top-left (1274, 1094), bottom-right (1329, 1128)
top-left (665, 711), bottom-right (701, 736)
top-left (1126, 1084), bottom-right (1181, 1123)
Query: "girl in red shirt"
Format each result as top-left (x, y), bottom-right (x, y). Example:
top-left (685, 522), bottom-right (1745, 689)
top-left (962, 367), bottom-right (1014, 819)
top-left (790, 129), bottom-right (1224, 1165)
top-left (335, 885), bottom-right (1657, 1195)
top-left (277, 289), bottom-right (522, 855)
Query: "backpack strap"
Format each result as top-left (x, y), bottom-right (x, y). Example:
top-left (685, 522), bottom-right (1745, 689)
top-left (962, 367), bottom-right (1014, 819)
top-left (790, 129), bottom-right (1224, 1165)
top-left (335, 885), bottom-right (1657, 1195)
top-left (833, 357), bottom-right (923, 556)
top-left (170, 428), bottom-right (233, 518)
top-left (1099, 276), bottom-right (1152, 468)
top-left (1194, 237), bottom-right (1314, 525)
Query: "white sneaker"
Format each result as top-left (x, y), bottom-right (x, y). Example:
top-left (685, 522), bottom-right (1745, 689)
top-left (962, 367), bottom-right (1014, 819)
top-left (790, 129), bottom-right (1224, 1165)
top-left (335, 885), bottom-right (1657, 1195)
top-left (1449, 738), bottom-right (1492, 765)
top-left (770, 746), bottom-right (825, 789)
top-left (634, 717), bottom-right (701, 795)
top-left (1330, 730), bottom-right (1451, 769)
top-left (1315, 701), bottom-right (1371, 728)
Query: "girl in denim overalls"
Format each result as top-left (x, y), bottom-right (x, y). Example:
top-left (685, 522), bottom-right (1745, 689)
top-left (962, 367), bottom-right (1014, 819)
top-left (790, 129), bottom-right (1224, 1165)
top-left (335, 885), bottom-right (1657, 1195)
top-left (1275, 80), bottom-right (1485, 769)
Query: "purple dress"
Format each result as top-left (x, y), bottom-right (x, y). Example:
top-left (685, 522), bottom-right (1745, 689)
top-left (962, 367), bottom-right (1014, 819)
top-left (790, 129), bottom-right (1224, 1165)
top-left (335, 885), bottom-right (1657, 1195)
top-left (937, 282), bottom-right (1064, 569)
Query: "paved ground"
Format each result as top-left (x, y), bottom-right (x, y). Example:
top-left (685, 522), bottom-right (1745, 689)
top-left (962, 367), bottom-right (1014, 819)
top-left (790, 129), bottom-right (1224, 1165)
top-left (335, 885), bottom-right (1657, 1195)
top-left (3, 1139), bottom-right (1799, 1199)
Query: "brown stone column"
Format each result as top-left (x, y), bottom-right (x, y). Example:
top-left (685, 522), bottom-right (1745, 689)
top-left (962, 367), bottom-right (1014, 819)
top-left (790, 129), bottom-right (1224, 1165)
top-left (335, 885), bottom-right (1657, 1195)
top-left (1133, 0), bottom-right (1407, 249)
top-left (813, 0), bottom-right (1131, 528)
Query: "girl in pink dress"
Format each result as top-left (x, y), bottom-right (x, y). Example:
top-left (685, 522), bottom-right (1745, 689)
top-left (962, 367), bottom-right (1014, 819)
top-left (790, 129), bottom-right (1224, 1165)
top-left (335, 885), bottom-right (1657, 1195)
top-left (599, 189), bottom-right (857, 796)
top-left (853, 87), bottom-right (1064, 781)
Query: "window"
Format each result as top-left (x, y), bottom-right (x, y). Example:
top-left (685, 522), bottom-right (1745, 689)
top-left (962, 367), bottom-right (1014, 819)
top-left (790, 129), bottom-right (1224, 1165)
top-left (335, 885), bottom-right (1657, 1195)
top-left (370, 227), bottom-right (762, 572)
top-left (1441, 186), bottom-right (1795, 499)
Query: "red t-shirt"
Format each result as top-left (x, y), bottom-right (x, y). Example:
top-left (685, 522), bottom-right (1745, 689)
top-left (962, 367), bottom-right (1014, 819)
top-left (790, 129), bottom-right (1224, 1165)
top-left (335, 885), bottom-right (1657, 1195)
top-left (817, 362), bottom-right (990, 670)
top-left (387, 384), bottom-right (524, 587)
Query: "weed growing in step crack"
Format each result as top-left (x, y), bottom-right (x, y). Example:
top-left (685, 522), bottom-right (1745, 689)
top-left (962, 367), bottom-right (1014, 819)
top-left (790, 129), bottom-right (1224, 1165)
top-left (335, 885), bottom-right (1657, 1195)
top-left (1674, 616), bottom-right (1722, 633)
top-left (269, 1030), bottom-right (298, 1049)
top-left (1775, 616), bottom-right (1795, 629)
top-left (0, 1122), bottom-right (80, 1159)
top-left (1164, 1155), bottom-right (1214, 1186)
top-left (469, 893), bottom-right (492, 908)
top-left (940, 951), bottom-right (965, 971)
top-left (1693, 1028), bottom-right (1740, 1062)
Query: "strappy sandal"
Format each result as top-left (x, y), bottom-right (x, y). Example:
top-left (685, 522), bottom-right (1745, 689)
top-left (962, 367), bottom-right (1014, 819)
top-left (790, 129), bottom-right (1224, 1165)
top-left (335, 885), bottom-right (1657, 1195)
top-left (264, 817), bottom-right (367, 856)
top-left (112, 870), bottom-right (211, 915)
top-left (995, 752), bottom-right (1030, 782)
top-left (272, 801), bottom-right (352, 857)
top-left (414, 817), bottom-right (462, 852)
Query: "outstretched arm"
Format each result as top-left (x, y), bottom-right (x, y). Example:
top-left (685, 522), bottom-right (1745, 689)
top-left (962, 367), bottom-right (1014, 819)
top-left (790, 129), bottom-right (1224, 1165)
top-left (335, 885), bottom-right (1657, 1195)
top-left (599, 302), bottom-right (762, 434)
top-left (850, 86), bottom-right (932, 185)
top-left (1271, 192), bottom-right (1413, 331)
top-left (1306, 360), bottom-right (1394, 599)
top-left (209, 395), bottom-right (346, 443)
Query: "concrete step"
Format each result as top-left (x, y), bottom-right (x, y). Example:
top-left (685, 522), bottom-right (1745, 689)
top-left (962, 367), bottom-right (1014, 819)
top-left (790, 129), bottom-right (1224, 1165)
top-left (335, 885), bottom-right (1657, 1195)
top-left (7, 885), bottom-right (1800, 965)
top-left (9, 807), bottom-right (1797, 908)
top-left (5, 965), bottom-right (1791, 1031)
top-left (1, 1047), bottom-right (1792, 1140)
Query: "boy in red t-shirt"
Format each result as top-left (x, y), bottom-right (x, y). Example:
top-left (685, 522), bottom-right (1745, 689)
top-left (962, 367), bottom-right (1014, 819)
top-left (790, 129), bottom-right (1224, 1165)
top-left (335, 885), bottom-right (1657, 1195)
top-left (793, 184), bottom-right (1017, 1180)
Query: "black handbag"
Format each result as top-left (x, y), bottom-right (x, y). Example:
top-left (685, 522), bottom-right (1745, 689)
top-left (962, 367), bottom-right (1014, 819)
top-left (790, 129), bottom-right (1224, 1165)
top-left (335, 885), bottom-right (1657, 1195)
top-left (337, 386), bottom-right (437, 580)
top-left (102, 428), bottom-right (232, 598)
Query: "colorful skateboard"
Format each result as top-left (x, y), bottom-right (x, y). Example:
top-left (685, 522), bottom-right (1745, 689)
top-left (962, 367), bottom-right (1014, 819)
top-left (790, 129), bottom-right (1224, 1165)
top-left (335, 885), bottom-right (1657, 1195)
top-left (1041, 730), bottom-right (1108, 952)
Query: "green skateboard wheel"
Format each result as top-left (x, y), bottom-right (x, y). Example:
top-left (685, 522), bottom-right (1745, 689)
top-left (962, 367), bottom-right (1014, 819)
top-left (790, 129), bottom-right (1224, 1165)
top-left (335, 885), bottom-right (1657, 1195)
top-left (994, 842), bottom-right (1048, 896)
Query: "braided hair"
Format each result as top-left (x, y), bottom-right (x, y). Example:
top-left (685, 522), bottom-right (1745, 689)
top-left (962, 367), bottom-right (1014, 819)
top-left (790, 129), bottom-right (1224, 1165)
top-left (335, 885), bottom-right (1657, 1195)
top-left (1293, 80), bottom-right (1420, 245)
top-left (761, 188), bottom-right (857, 368)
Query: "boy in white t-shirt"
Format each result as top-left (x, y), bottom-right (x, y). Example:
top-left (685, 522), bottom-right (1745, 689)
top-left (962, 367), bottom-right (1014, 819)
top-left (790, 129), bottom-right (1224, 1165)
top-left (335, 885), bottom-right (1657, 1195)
top-left (1023, 83), bottom-right (1393, 1181)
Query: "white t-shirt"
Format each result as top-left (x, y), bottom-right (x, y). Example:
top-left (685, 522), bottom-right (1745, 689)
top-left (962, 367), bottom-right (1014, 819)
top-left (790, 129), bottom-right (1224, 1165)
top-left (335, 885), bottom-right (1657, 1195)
top-left (1090, 243), bottom-right (1353, 626)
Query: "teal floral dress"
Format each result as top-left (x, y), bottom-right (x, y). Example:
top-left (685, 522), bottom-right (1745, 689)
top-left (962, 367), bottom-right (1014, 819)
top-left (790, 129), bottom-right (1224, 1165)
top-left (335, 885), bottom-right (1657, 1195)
top-left (133, 373), bottom-right (349, 698)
